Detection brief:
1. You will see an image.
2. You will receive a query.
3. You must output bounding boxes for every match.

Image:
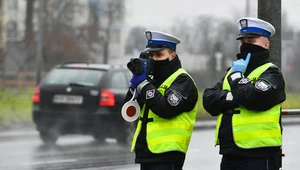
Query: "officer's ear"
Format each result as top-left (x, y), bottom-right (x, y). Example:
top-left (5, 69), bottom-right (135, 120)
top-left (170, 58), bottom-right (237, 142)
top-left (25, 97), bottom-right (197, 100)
top-left (171, 52), bottom-right (176, 59)
top-left (261, 36), bottom-right (270, 49)
top-left (264, 40), bottom-right (270, 49)
top-left (167, 48), bottom-right (176, 59)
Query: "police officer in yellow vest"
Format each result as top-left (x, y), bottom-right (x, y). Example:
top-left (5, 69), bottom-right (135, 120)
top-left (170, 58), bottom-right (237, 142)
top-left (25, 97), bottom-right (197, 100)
top-left (124, 30), bottom-right (199, 170)
top-left (202, 17), bottom-right (286, 170)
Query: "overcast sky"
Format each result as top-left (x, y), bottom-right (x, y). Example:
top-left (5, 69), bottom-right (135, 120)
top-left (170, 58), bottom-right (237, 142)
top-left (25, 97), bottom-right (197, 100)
top-left (125, 0), bottom-right (300, 31)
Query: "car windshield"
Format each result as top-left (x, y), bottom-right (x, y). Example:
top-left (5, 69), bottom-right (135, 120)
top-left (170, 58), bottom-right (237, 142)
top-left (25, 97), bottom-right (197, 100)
top-left (43, 68), bottom-right (104, 87)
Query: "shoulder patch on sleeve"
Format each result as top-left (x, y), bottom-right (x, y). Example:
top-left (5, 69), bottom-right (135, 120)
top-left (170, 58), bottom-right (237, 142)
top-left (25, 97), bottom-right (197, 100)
top-left (238, 78), bottom-right (250, 84)
top-left (255, 80), bottom-right (271, 91)
top-left (167, 91), bottom-right (183, 106)
top-left (146, 89), bottom-right (155, 99)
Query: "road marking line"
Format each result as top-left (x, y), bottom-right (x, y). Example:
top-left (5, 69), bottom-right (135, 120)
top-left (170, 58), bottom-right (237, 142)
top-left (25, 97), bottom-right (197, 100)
top-left (22, 159), bottom-right (78, 166)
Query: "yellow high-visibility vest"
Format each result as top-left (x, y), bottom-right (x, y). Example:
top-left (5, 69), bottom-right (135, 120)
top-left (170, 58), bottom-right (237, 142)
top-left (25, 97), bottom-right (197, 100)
top-left (215, 63), bottom-right (282, 149)
top-left (131, 68), bottom-right (198, 153)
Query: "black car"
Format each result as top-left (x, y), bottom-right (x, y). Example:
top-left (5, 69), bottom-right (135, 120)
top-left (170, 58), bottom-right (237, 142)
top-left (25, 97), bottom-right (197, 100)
top-left (32, 62), bottom-right (134, 145)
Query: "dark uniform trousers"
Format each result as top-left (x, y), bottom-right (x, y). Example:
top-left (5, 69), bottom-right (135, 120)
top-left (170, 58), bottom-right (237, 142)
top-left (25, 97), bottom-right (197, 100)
top-left (221, 155), bottom-right (277, 170)
top-left (140, 162), bottom-right (184, 170)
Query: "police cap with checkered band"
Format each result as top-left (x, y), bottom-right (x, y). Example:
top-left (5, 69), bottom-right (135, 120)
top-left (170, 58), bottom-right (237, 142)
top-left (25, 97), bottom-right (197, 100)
top-left (236, 17), bottom-right (276, 40)
top-left (143, 30), bottom-right (181, 52)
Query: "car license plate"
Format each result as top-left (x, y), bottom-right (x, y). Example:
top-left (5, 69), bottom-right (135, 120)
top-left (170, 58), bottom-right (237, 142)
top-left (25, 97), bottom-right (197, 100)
top-left (53, 95), bottom-right (83, 104)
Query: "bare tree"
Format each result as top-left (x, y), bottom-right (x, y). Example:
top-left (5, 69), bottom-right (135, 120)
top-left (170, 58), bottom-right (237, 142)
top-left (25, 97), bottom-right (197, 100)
top-left (22, 0), bottom-right (87, 71)
top-left (125, 26), bottom-right (147, 54)
top-left (21, 0), bottom-right (126, 71)
top-left (193, 15), bottom-right (217, 55)
top-left (171, 15), bottom-right (217, 55)
top-left (101, 0), bottom-right (125, 64)
top-left (20, 0), bottom-right (36, 70)
top-left (170, 19), bottom-right (192, 53)
top-left (215, 19), bottom-right (238, 63)
top-left (42, 0), bottom-right (89, 70)
top-left (74, 0), bottom-right (104, 63)
top-left (74, 0), bottom-right (126, 64)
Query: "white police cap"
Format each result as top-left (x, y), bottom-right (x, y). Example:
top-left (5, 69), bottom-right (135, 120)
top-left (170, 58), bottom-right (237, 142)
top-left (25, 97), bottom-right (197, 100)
top-left (236, 17), bottom-right (275, 40)
top-left (144, 30), bottom-right (181, 52)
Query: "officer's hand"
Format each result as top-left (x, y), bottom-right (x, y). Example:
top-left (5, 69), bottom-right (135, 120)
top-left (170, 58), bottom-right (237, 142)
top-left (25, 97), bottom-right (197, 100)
top-left (231, 53), bottom-right (251, 74)
top-left (130, 66), bottom-right (146, 89)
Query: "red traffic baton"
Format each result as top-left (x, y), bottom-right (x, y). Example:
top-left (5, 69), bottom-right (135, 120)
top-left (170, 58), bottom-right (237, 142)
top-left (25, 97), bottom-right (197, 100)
top-left (281, 109), bottom-right (300, 115)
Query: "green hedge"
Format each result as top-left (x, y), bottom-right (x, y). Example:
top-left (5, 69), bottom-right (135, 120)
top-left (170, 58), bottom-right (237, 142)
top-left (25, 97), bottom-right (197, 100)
top-left (282, 93), bottom-right (300, 109)
top-left (0, 88), bottom-right (33, 128)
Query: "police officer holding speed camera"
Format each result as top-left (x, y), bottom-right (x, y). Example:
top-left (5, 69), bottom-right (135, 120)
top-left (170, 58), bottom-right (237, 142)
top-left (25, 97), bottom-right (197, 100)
top-left (124, 30), bottom-right (199, 170)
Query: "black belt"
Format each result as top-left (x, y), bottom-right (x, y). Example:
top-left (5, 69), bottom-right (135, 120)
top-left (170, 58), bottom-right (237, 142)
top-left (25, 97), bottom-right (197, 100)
top-left (224, 110), bottom-right (241, 115)
top-left (139, 117), bottom-right (153, 123)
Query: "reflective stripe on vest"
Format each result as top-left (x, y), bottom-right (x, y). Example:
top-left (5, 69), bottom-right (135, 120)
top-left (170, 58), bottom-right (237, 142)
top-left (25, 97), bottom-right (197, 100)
top-left (131, 68), bottom-right (198, 153)
top-left (214, 62), bottom-right (282, 149)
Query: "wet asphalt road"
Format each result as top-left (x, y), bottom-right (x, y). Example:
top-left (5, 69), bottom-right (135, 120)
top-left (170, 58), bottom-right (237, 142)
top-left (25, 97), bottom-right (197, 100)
top-left (0, 123), bottom-right (299, 170)
top-left (0, 133), bottom-right (134, 170)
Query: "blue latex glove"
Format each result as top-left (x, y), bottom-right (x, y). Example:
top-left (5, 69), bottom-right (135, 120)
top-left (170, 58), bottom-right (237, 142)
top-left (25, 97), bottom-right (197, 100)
top-left (130, 66), bottom-right (146, 89)
top-left (231, 53), bottom-right (251, 74)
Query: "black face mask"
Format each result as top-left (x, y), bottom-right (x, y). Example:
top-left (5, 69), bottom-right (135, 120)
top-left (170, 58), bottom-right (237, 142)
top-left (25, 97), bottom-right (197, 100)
top-left (240, 43), bottom-right (267, 54)
top-left (154, 58), bottom-right (169, 66)
top-left (237, 43), bottom-right (270, 73)
top-left (152, 58), bottom-right (170, 75)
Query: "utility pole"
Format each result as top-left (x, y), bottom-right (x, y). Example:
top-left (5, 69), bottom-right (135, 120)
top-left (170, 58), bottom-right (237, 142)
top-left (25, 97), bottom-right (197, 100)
top-left (0, 0), bottom-right (6, 87)
top-left (245, 0), bottom-right (250, 16)
top-left (0, 0), bottom-right (6, 50)
top-left (258, 1), bottom-right (282, 169)
top-left (258, 0), bottom-right (281, 68)
top-left (36, 0), bottom-right (44, 85)
top-left (0, 0), bottom-right (6, 63)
